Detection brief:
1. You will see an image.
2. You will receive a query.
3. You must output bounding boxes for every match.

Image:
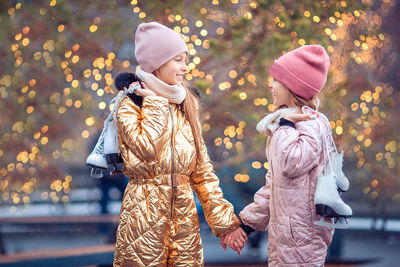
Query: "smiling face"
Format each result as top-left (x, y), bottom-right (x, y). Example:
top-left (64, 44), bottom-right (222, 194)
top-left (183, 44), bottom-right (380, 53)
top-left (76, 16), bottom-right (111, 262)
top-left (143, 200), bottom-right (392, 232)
top-left (269, 79), bottom-right (295, 108)
top-left (154, 52), bottom-right (188, 85)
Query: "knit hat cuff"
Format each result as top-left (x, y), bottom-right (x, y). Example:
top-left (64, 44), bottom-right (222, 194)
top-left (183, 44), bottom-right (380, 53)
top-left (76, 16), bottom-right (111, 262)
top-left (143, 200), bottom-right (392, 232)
top-left (270, 60), bottom-right (320, 100)
top-left (150, 47), bottom-right (188, 72)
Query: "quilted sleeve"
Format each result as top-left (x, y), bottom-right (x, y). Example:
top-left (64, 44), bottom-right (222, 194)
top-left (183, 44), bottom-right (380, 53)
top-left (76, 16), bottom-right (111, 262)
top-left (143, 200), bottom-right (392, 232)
top-left (239, 171), bottom-right (271, 231)
top-left (191, 136), bottom-right (241, 238)
top-left (273, 121), bottom-right (322, 177)
top-left (117, 95), bottom-right (170, 160)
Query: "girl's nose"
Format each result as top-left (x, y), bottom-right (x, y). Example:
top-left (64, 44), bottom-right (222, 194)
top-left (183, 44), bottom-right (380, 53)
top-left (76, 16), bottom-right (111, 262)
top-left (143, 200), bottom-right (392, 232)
top-left (269, 81), bottom-right (273, 89)
top-left (182, 62), bottom-right (188, 72)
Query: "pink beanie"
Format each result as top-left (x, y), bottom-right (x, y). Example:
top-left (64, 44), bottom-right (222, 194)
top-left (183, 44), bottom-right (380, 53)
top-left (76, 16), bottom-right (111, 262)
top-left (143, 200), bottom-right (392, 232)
top-left (270, 45), bottom-right (330, 100)
top-left (135, 22), bottom-right (188, 73)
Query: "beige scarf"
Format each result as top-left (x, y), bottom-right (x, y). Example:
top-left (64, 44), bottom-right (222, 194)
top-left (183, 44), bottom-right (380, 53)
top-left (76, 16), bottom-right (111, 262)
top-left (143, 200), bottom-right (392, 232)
top-left (136, 67), bottom-right (186, 104)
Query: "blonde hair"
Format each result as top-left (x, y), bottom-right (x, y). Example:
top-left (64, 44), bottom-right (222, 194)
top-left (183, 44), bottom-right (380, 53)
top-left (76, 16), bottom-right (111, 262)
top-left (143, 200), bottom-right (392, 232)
top-left (152, 68), bottom-right (203, 162)
top-left (290, 91), bottom-right (319, 110)
top-left (181, 85), bottom-right (203, 162)
top-left (274, 90), bottom-right (320, 111)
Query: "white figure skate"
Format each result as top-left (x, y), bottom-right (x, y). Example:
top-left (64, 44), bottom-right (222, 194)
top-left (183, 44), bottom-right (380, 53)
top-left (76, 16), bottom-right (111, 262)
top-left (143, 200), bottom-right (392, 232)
top-left (86, 129), bottom-right (107, 178)
top-left (104, 112), bottom-right (123, 175)
top-left (86, 83), bottom-right (140, 178)
top-left (330, 150), bottom-right (349, 192)
top-left (302, 106), bottom-right (353, 229)
top-left (314, 171), bottom-right (352, 229)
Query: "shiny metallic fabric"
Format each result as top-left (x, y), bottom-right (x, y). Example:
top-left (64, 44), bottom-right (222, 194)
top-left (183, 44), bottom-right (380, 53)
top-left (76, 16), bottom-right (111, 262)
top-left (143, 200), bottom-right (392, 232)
top-left (113, 95), bottom-right (240, 267)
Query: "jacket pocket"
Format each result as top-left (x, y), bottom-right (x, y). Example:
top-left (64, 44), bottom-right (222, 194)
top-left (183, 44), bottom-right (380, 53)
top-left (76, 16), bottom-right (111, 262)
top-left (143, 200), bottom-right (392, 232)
top-left (290, 222), bottom-right (313, 247)
top-left (279, 216), bottom-right (313, 247)
top-left (277, 216), bottom-right (296, 247)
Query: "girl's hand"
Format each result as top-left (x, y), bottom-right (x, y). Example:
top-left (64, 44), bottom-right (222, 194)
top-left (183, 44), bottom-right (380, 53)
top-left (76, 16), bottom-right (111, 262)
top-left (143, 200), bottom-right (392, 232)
top-left (231, 241), bottom-right (243, 255)
top-left (224, 228), bottom-right (247, 255)
top-left (124, 81), bottom-right (156, 97)
top-left (134, 81), bottom-right (156, 97)
top-left (219, 235), bottom-right (227, 251)
top-left (285, 109), bottom-right (315, 123)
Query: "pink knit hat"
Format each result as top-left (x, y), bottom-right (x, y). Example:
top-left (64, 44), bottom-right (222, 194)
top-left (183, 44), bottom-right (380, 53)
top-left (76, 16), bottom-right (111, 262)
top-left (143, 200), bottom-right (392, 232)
top-left (135, 22), bottom-right (188, 73)
top-left (269, 45), bottom-right (330, 100)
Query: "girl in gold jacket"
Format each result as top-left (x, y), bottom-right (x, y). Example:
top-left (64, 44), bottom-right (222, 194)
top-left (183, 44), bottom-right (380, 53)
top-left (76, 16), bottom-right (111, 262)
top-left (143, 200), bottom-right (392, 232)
top-left (113, 22), bottom-right (246, 267)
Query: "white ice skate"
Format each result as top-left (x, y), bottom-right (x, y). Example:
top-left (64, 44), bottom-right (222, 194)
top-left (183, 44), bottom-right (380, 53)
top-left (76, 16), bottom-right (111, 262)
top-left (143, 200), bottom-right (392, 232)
top-left (86, 83), bottom-right (140, 178)
top-left (86, 129), bottom-right (107, 178)
top-left (302, 106), bottom-right (353, 229)
top-left (330, 150), bottom-right (349, 192)
top-left (314, 171), bottom-right (352, 229)
top-left (104, 108), bottom-right (123, 175)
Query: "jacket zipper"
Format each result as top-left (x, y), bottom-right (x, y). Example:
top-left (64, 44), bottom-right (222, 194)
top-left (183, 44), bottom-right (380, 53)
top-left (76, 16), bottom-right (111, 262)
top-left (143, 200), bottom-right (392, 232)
top-left (169, 106), bottom-right (176, 219)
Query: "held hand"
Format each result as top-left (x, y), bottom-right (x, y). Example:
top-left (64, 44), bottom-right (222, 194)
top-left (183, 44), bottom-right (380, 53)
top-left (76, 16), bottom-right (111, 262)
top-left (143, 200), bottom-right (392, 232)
top-left (224, 228), bottom-right (247, 255)
top-left (219, 235), bottom-right (227, 251)
top-left (231, 241), bottom-right (243, 255)
top-left (220, 236), bottom-right (243, 255)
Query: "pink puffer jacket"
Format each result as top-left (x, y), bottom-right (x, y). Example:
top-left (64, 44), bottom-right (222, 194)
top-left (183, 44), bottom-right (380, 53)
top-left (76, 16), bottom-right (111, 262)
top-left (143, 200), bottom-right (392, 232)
top-left (240, 110), bottom-right (334, 267)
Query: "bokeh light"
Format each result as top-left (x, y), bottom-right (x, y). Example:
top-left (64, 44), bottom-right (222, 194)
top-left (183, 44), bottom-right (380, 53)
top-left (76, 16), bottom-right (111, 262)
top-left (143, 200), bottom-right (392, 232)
top-left (0, 0), bottom-right (398, 220)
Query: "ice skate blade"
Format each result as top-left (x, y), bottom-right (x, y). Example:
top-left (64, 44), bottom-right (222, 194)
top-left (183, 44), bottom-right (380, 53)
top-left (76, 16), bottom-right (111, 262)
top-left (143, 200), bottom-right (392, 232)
top-left (86, 163), bottom-right (107, 170)
top-left (109, 164), bottom-right (123, 175)
top-left (90, 168), bottom-right (104, 179)
top-left (315, 204), bottom-right (352, 218)
top-left (315, 220), bottom-right (349, 229)
top-left (315, 217), bottom-right (349, 229)
top-left (110, 169), bottom-right (123, 175)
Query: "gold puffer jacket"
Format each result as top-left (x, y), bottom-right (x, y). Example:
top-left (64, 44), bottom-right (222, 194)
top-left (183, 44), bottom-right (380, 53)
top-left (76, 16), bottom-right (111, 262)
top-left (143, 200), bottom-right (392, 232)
top-left (113, 95), bottom-right (240, 267)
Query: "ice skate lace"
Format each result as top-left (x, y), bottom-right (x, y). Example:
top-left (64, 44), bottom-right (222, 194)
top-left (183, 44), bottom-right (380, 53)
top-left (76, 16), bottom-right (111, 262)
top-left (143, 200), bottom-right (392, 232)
top-left (105, 83), bottom-right (142, 148)
top-left (301, 106), bottom-right (337, 175)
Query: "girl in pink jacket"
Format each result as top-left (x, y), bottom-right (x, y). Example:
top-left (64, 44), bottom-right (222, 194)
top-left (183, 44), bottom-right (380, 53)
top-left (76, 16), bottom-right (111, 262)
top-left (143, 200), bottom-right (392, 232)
top-left (230, 45), bottom-right (337, 266)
